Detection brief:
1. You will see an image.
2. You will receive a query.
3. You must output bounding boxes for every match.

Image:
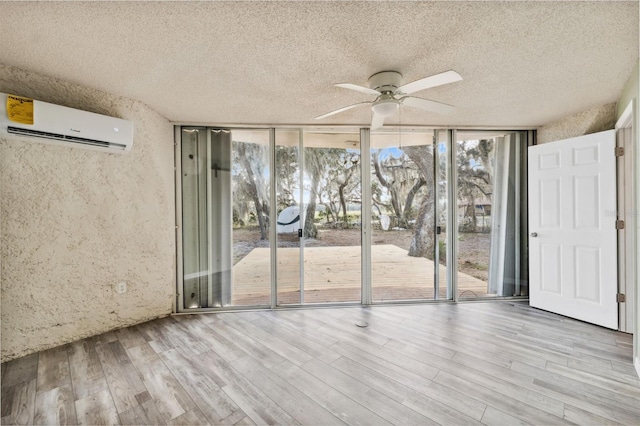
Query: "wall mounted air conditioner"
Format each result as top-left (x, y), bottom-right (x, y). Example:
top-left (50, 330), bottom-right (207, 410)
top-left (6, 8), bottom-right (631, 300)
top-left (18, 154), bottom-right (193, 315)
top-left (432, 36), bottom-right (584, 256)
top-left (0, 93), bottom-right (133, 153)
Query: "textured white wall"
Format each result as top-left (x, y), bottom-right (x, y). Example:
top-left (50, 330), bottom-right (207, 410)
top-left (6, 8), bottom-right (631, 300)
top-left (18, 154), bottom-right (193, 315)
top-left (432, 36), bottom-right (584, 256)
top-left (536, 103), bottom-right (617, 144)
top-left (0, 65), bottom-right (176, 362)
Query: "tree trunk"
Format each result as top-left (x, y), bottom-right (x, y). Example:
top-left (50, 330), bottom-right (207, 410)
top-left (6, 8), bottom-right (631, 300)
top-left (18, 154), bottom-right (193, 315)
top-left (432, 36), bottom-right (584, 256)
top-left (304, 167), bottom-right (321, 238)
top-left (238, 143), bottom-right (268, 240)
top-left (402, 146), bottom-right (435, 258)
top-left (403, 178), bottom-right (426, 226)
top-left (469, 193), bottom-right (477, 232)
top-left (338, 171), bottom-right (353, 222)
top-left (256, 203), bottom-right (267, 240)
top-left (372, 151), bottom-right (403, 221)
top-left (304, 197), bottom-right (318, 238)
top-left (318, 193), bottom-right (335, 224)
top-left (328, 201), bottom-right (339, 223)
top-left (408, 197), bottom-right (435, 259)
top-left (339, 185), bottom-right (348, 222)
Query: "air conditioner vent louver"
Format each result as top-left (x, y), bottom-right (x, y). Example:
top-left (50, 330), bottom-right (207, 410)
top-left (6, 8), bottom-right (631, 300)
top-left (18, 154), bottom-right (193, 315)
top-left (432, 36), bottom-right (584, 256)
top-left (7, 126), bottom-right (127, 150)
top-left (1, 93), bottom-right (133, 153)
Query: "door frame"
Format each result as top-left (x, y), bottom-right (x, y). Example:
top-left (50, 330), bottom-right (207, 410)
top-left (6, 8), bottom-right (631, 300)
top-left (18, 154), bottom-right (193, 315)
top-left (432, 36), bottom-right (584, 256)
top-left (616, 100), bottom-right (636, 334)
top-left (360, 128), bottom-right (372, 304)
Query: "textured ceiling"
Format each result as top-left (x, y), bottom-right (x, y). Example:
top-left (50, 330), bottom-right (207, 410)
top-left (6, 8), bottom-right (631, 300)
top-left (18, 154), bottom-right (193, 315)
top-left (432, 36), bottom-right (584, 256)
top-left (0, 1), bottom-right (637, 129)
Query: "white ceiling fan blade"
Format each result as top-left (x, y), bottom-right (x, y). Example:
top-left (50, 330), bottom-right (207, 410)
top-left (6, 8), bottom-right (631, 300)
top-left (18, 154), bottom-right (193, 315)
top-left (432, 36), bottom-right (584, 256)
top-left (397, 70), bottom-right (462, 95)
top-left (335, 83), bottom-right (381, 96)
top-left (401, 96), bottom-right (455, 115)
top-left (371, 112), bottom-right (385, 130)
top-left (315, 101), bottom-right (372, 120)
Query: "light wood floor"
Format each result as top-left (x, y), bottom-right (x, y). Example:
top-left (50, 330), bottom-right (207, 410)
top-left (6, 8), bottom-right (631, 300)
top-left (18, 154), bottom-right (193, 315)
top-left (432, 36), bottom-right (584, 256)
top-left (2, 302), bottom-right (639, 425)
top-left (233, 245), bottom-right (490, 305)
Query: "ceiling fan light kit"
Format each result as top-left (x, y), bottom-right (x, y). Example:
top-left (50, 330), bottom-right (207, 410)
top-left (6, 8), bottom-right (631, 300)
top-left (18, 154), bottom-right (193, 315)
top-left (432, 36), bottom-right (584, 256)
top-left (315, 69), bottom-right (462, 130)
top-left (371, 99), bottom-right (399, 117)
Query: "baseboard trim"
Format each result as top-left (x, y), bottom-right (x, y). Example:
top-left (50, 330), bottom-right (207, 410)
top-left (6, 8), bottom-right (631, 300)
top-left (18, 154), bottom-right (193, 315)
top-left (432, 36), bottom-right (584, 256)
top-left (635, 357), bottom-right (640, 379)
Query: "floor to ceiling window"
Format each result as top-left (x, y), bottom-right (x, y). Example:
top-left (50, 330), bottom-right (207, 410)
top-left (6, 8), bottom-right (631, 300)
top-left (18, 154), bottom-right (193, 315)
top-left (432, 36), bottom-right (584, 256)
top-left (454, 131), bottom-right (529, 299)
top-left (369, 130), bottom-right (443, 302)
top-left (176, 126), bottom-right (530, 311)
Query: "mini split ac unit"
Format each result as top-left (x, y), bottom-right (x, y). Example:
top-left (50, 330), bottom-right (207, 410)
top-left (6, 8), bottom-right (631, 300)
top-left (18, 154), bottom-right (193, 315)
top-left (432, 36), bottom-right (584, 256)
top-left (0, 93), bottom-right (134, 153)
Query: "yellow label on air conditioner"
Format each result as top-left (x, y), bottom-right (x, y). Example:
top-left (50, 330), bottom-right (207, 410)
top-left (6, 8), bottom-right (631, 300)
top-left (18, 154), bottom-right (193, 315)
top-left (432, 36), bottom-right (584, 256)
top-left (6, 94), bottom-right (34, 125)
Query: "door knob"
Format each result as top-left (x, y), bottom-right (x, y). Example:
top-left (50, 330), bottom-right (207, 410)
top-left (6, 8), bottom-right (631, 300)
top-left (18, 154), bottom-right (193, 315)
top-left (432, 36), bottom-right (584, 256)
top-left (530, 232), bottom-right (538, 237)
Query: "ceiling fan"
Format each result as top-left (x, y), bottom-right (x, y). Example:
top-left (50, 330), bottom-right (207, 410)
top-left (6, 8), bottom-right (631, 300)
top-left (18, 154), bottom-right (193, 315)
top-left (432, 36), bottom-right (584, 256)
top-left (315, 70), bottom-right (462, 129)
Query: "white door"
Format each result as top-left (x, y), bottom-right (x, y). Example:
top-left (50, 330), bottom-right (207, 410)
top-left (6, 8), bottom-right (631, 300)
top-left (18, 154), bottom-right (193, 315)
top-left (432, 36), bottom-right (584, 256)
top-left (528, 130), bottom-right (618, 329)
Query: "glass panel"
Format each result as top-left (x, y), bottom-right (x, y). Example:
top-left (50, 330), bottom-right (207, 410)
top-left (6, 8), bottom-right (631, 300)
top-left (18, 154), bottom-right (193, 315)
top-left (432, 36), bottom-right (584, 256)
top-left (181, 127), bottom-right (209, 309)
top-left (230, 129), bottom-right (271, 306)
top-left (370, 130), bottom-right (438, 301)
top-left (181, 127), bottom-right (271, 309)
top-left (180, 127), bottom-right (233, 308)
top-left (209, 129), bottom-right (233, 307)
top-left (455, 131), bottom-right (528, 299)
top-left (180, 125), bottom-right (529, 310)
top-left (302, 131), bottom-right (361, 303)
top-left (275, 130), bottom-right (302, 305)
top-left (435, 130), bottom-right (449, 299)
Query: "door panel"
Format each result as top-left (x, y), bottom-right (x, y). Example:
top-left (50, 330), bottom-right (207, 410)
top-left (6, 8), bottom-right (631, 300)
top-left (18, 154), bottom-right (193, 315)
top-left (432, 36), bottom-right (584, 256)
top-left (180, 127), bottom-right (272, 309)
top-left (575, 246), bottom-right (600, 302)
top-left (275, 130), bottom-right (362, 305)
top-left (275, 130), bottom-right (302, 305)
top-left (528, 130), bottom-right (617, 329)
top-left (539, 179), bottom-right (560, 227)
top-left (302, 132), bottom-right (361, 303)
top-left (540, 243), bottom-right (561, 293)
top-left (370, 131), bottom-right (438, 301)
top-left (230, 130), bottom-right (271, 306)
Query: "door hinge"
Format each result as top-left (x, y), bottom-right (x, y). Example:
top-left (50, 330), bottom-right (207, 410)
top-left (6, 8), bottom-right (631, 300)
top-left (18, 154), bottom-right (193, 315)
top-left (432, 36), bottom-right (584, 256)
top-left (615, 147), bottom-right (625, 157)
top-left (616, 220), bottom-right (625, 230)
top-left (617, 293), bottom-right (626, 303)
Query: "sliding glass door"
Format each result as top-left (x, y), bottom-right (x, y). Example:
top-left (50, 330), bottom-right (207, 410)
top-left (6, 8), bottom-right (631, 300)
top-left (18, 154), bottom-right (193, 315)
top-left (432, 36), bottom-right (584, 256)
top-left (180, 127), bottom-right (271, 309)
top-left (369, 130), bottom-right (448, 301)
top-left (274, 130), bottom-right (302, 304)
top-left (275, 130), bottom-right (362, 305)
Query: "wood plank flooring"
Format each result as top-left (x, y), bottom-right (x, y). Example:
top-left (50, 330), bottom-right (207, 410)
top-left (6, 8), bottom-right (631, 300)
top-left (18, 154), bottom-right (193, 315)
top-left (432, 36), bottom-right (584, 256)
top-left (2, 302), bottom-right (639, 425)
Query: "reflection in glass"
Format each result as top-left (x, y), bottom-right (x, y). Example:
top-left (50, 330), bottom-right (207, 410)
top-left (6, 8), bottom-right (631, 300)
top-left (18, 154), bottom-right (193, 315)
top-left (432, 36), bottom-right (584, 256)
top-left (181, 127), bottom-right (209, 309)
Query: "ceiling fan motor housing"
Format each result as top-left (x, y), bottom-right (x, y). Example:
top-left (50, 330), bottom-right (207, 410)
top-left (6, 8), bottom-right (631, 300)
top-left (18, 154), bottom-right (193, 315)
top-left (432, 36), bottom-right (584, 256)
top-left (368, 71), bottom-right (403, 93)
